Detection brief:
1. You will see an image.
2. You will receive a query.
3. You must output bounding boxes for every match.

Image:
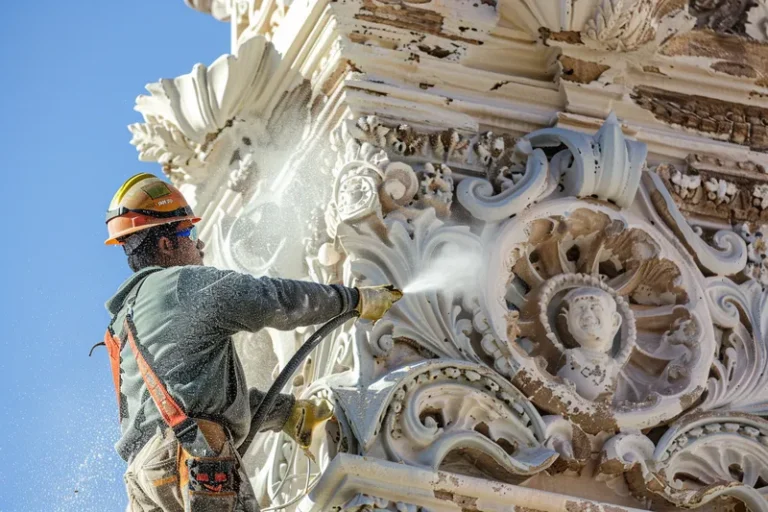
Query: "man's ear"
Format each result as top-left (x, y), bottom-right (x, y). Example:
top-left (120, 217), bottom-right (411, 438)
top-left (157, 236), bottom-right (175, 256)
top-left (612, 311), bottom-right (622, 331)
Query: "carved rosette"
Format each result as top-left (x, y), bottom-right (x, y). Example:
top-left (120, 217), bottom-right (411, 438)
top-left (478, 203), bottom-right (715, 434)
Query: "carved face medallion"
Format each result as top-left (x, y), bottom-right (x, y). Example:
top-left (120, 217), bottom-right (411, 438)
top-left (480, 205), bottom-right (714, 433)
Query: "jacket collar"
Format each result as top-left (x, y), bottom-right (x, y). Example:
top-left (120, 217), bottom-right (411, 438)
top-left (105, 267), bottom-right (164, 315)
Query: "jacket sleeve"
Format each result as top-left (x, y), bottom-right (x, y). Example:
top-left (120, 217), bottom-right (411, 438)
top-left (249, 389), bottom-right (295, 432)
top-left (177, 266), bottom-right (360, 333)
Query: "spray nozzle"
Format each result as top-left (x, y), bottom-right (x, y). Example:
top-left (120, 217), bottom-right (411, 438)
top-left (384, 284), bottom-right (404, 302)
top-left (356, 284), bottom-right (403, 321)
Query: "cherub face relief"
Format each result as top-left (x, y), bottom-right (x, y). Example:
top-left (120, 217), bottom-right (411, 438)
top-left (562, 288), bottom-right (622, 353)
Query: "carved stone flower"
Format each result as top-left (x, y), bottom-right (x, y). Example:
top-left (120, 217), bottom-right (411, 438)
top-left (670, 170), bottom-right (702, 200)
top-left (753, 183), bottom-right (768, 210)
top-left (704, 177), bottom-right (738, 205)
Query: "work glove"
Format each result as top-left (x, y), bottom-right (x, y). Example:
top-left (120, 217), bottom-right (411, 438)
top-left (282, 398), bottom-right (334, 449)
top-left (356, 284), bottom-right (404, 322)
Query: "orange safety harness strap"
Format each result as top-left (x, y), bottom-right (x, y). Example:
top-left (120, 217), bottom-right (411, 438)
top-left (103, 326), bottom-right (124, 421)
top-left (123, 314), bottom-right (188, 428)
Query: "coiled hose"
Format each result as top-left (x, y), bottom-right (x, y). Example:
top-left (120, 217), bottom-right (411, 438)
top-left (237, 309), bottom-right (360, 457)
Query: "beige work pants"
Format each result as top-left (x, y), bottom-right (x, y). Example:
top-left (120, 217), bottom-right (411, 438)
top-left (124, 429), bottom-right (259, 512)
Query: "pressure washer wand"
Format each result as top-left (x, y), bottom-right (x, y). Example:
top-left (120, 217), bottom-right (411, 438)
top-left (237, 309), bottom-right (360, 457)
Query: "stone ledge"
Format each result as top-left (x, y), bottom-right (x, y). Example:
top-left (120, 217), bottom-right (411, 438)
top-left (299, 454), bottom-right (648, 512)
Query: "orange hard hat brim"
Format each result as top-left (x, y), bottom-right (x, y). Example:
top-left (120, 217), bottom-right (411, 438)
top-left (105, 215), bottom-right (202, 245)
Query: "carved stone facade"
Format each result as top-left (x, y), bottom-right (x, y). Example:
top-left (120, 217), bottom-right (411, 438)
top-left (129, 1), bottom-right (768, 510)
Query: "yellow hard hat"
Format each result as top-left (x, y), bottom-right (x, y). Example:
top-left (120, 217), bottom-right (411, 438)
top-left (105, 173), bottom-right (201, 245)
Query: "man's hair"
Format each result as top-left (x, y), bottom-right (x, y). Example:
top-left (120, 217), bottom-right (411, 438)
top-left (123, 223), bottom-right (180, 272)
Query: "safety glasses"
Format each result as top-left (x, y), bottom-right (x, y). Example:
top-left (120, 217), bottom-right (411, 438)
top-left (174, 225), bottom-right (199, 242)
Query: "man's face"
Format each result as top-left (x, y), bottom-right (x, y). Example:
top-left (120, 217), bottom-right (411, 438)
top-left (157, 224), bottom-right (205, 267)
top-left (174, 234), bottom-right (205, 266)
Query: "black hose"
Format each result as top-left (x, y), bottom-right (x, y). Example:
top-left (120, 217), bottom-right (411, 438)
top-left (237, 309), bottom-right (360, 456)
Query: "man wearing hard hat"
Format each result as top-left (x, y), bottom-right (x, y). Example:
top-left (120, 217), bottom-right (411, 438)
top-left (100, 173), bottom-right (401, 511)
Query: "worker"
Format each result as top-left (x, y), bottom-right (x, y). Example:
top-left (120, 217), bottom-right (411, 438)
top-left (100, 173), bottom-right (402, 511)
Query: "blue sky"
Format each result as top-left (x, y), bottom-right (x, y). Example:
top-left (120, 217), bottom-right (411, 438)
top-left (0, 3), bottom-right (228, 510)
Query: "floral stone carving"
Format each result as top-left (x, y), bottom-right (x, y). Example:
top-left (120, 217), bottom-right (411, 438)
top-left (479, 203), bottom-right (714, 434)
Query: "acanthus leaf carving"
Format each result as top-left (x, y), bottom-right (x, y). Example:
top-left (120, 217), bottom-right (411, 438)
top-left (698, 276), bottom-right (768, 414)
top-left (129, 36), bottom-right (305, 184)
top-left (501, 0), bottom-right (694, 51)
top-left (584, 0), bottom-right (695, 51)
top-left (337, 208), bottom-right (481, 362)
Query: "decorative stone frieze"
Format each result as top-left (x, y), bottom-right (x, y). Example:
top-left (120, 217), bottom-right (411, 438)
top-left (632, 86), bottom-right (768, 152)
top-left (654, 153), bottom-right (768, 225)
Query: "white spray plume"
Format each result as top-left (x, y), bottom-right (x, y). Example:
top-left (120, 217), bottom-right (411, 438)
top-left (403, 243), bottom-right (484, 295)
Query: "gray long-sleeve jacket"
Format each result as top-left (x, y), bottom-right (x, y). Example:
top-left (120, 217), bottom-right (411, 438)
top-left (105, 265), bottom-right (359, 462)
